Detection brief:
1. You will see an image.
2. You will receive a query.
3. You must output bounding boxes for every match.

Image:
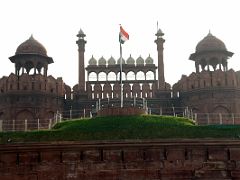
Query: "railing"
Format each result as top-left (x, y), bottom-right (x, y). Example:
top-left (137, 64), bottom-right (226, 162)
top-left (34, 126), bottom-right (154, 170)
top-left (145, 107), bottom-right (240, 125)
top-left (63, 98), bottom-right (147, 120)
top-left (0, 113), bottom-right (62, 132)
top-left (1, 105), bottom-right (239, 132)
top-left (194, 113), bottom-right (240, 125)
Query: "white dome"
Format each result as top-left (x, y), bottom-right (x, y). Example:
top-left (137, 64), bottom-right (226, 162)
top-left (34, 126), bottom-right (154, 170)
top-left (126, 55), bottom-right (135, 64)
top-left (136, 56), bottom-right (144, 65)
top-left (108, 56), bottom-right (116, 65)
top-left (145, 55), bottom-right (153, 64)
top-left (117, 57), bottom-right (125, 64)
top-left (98, 56), bottom-right (106, 65)
top-left (89, 55), bottom-right (97, 65)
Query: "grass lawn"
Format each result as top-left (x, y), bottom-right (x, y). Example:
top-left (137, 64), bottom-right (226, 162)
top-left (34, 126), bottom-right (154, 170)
top-left (0, 115), bottom-right (240, 144)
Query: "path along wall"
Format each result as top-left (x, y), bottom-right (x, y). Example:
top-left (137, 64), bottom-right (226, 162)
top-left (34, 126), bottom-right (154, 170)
top-left (1, 139), bottom-right (240, 179)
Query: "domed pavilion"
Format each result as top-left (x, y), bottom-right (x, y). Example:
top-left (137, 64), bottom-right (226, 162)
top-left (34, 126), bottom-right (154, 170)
top-left (9, 35), bottom-right (53, 76)
top-left (189, 32), bottom-right (233, 72)
top-left (0, 35), bottom-right (69, 131)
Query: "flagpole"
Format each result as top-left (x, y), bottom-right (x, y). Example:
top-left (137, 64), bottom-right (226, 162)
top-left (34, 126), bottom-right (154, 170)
top-left (120, 42), bottom-right (123, 108)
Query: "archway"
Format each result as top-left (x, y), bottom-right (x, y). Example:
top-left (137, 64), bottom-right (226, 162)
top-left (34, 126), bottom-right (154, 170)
top-left (126, 71), bottom-right (135, 80)
top-left (98, 72), bottom-right (107, 81)
top-left (212, 106), bottom-right (230, 124)
top-left (146, 71), bottom-right (155, 80)
top-left (136, 71), bottom-right (145, 80)
top-left (213, 106), bottom-right (230, 114)
top-left (108, 71), bottom-right (116, 81)
top-left (117, 72), bottom-right (126, 81)
top-left (16, 110), bottom-right (34, 131)
top-left (45, 111), bottom-right (55, 129)
top-left (89, 72), bottom-right (97, 81)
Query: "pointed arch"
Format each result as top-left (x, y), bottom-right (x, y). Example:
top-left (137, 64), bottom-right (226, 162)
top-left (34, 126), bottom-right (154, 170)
top-left (132, 83), bottom-right (141, 98)
top-left (16, 110), bottom-right (34, 131)
top-left (93, 84), bottom-right (102, 99)
top-left (136, 71), bottom-right (145, 80)
top-left (113, 84), bottom-right (121, 98)
top-left (142, 83), bottom-right (150, 98)
top-left (146, 71), bottom-right (154, 80)
top-left (213, 106), bottom-right (230, 114)
top-left (108, 71), bottom-right (116, 81)
top-left (123, 83), bottom-right (131, 98)
top-left (103, 84), bottom-right (112, 99)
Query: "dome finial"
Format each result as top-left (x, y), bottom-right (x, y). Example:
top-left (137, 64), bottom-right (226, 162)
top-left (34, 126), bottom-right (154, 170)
top-left (77, 28), bottom-right (86, 39)
top-left (15, 35), bottom-right (47, 56)
top-left (208, 30), bottom-right (212, 36)
top-left (155, 28), bottom-right (164, 37)
top-left (29, 34), bottom-right (34, 40)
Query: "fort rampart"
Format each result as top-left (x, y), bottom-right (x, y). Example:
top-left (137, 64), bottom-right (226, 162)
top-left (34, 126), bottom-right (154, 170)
top-left (0, 139), bottom-right (240, 179)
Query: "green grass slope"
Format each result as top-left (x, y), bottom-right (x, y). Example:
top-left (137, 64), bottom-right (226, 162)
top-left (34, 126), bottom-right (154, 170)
top-left (0, 115), bottom-right (240, 144)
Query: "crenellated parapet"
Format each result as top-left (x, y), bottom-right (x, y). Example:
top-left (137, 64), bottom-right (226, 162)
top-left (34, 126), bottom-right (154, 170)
top-left (172, 69), bottom-right (240, 114)
top-left (0, 73), bottom-right (68, 122)
top-left (173, 69), bottom-right (239, 95)
top-left (0, 73), bottom-right (65, 96)
top-left (171, 32), bottom-right (240, 114)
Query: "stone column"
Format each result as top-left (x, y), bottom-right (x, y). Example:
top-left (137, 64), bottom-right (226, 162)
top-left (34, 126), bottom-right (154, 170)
top-left (44, 65), bottom-right (48, 77)
top-left (155, 29), bottom-right (165, 90)
top-left (76, 29), bottom-right (87, 91)
top-left (195, 62), bottom-right (199, 73)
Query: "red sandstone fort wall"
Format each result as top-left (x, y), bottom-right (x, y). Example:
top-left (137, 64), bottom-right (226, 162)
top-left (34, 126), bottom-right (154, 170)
top-left (98, 107), bottom-right (146, 116)
top-left (0, 139), bottom-right (240, 179)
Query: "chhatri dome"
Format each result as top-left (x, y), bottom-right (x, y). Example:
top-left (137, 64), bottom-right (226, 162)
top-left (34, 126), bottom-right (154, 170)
top-left (126, 55), bottom-right (135, 64)
top-left (136, 56), bottom-right (144, 65)
top-left (16, 35), bottom-right (47, 56)
top-left (196, 32), bottom-right (227, 53)
top-left (98, 56), bottom-right (107, 65)
top-left (189, 31), bottom-right (233, 73)
top-left (117, 57), bottom-right (125, 64)
top-left (9, 35), bottom-right (53, 76)
top-left (145, 54), bottom-right (154, 64)
top-left (108, 56), bottom-right (116, 65)
top-left (88, 55), bottom-right (97, 65)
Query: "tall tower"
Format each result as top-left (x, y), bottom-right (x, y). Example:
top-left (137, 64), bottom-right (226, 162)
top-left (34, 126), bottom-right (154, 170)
top-left (76, 29), bottom-right (87, 91)
top-left (155, 29), bottom-right (165, 90)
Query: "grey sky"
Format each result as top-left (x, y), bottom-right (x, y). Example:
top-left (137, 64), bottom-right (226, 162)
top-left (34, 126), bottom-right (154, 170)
top-left (0, 0), bottom-right (239, 87)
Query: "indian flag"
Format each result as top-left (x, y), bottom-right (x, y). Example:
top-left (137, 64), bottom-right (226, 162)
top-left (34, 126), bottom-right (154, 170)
top-left (119, 25), bottom-right (129, 44)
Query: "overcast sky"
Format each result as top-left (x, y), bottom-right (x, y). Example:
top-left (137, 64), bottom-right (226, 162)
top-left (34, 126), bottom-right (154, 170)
top-left (0, 0), bottom-right (239, 87)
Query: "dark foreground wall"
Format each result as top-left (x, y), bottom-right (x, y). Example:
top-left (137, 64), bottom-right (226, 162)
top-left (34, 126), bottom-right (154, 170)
top-left (1, 139), bottom-right (240, 179)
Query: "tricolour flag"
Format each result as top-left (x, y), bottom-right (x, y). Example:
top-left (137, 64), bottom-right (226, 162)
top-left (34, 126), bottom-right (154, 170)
top-left (119, 25), bottom-right (129, 44)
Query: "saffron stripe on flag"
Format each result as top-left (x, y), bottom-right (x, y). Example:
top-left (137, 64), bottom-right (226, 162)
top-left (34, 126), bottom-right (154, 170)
top-left (119, 26), bottom-right (129, 44)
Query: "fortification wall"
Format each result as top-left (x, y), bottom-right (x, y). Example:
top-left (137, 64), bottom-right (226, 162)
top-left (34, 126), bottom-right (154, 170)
top-left (172, 70), bottom-right (240, 114)
top-left (0, 73), bottom-right (65, 96)
top-left (0, 139), bottom-right (240, 179)
top-left (173, 69), bottom-right (239, 94)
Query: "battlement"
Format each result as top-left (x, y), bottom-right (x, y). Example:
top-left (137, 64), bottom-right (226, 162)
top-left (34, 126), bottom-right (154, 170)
top-left (173, 69), bottom-right (240, 96)
top-left (0, 73), bottom-right (65, 96)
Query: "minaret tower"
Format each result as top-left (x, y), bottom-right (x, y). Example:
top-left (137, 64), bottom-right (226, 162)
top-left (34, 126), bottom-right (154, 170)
top-left (155, 28), bottom-right (165, 90)
top-left (76, 29), bottom-right (87, 91)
